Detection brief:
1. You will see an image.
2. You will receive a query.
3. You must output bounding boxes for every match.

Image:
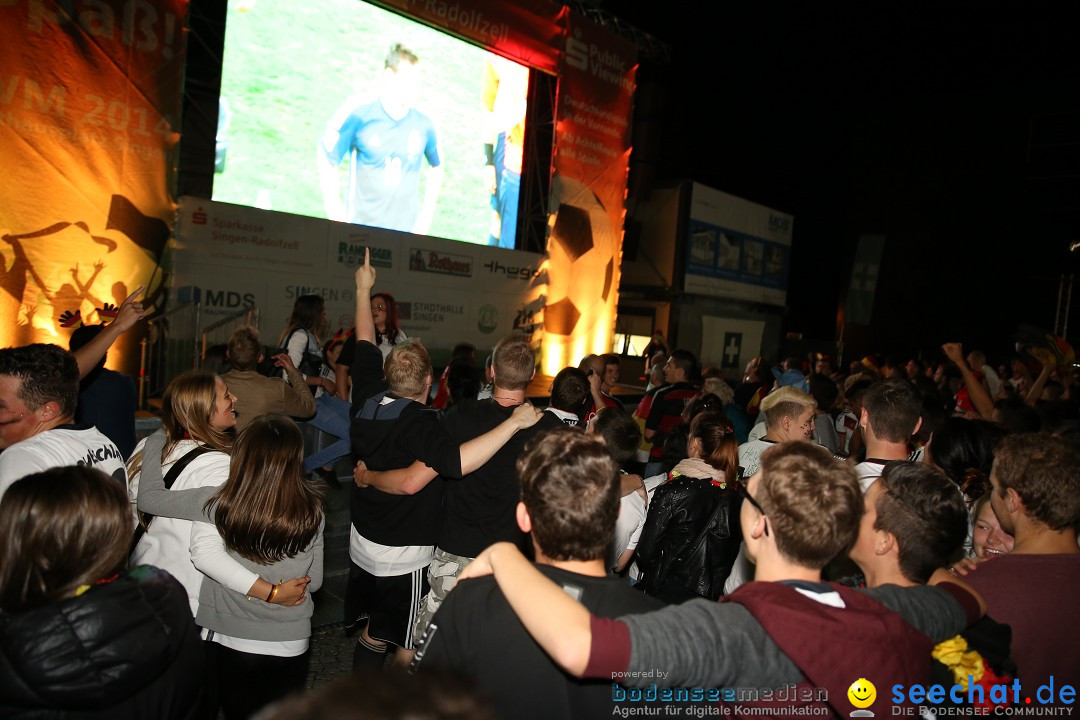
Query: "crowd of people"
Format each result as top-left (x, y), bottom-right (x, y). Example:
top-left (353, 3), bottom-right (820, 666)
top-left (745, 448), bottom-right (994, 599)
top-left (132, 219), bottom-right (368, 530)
top-left (0, 252), bottom-right (1078, 718)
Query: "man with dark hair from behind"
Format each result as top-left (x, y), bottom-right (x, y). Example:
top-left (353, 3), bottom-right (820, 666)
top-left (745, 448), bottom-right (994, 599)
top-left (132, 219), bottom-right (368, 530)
top-left (643, 349), bottom-right (699, 476)
top-left (856, 378), bottom-right (923, 491)
top-left (592, 407), bottom-right (664, 574)
top-left (848, 461), bottom-right (1016, 706)
top-left (964, 434), bottom-right (1080, 697)
top-left (221, 326), bottom-right (316, 433)
top-left (0, 344), bottom-right (127, 499)
top-left (414, 430), bottom-right (669, 719)
top-left (546, 366), bottom-right (591, 428)
top-left (432, 343), bottom-right (478, 410)
top-left (68, 324), bottom-right (138, 458)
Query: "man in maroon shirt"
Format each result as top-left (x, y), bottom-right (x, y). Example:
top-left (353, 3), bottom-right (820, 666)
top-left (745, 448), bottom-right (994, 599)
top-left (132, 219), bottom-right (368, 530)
top-left (964, 434), bottom-right (1080, 698)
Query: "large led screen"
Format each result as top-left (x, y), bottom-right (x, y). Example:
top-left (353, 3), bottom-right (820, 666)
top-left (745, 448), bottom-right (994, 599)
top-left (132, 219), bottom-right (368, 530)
top-left (213, 0), bottom-right (531, 248)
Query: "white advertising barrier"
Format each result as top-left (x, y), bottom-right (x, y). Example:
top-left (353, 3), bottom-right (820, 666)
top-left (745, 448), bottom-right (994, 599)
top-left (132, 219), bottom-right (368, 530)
top-left (171, 197), bottom-right (547, 354)
top-left (684, 184), bottom-right (794, 307)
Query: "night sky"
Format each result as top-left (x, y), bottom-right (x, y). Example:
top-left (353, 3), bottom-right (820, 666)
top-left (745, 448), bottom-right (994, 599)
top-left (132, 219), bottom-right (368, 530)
top-left (605, 2), bottom-right (1080, 365)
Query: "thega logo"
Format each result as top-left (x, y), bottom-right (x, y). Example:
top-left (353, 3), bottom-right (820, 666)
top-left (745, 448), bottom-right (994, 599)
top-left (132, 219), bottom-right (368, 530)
top-left (484, 260), bottom-right (538, 280)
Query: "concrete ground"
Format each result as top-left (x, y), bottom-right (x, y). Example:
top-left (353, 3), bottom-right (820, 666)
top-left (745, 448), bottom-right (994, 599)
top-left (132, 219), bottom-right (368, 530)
top-left (305, 465), bottom-right (354, 689)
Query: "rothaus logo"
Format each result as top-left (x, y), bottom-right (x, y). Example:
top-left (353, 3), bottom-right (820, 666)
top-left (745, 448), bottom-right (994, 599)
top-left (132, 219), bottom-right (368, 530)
top-left (768, 214), bottom-right (791, 232)
top-left (484, 260), bottom-right (539, 280)
top-left (409, 248), bottom-right (473, 278)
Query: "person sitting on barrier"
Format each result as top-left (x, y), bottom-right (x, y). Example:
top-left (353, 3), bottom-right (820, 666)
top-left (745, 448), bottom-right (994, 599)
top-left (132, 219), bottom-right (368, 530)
top-left (634, 411), bottom-right (742, 602)
top-left (221, 326), bottom-right (315, 433)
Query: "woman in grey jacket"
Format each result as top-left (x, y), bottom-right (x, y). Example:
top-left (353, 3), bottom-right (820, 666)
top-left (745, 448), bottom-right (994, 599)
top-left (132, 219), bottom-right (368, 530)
top-left (138, 413), bottom-right (324, 719)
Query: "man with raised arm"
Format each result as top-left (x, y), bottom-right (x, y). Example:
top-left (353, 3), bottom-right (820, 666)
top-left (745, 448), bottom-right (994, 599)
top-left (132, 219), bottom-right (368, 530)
top-left (346, 249), bottom-right (541, 669)
top-left (0, 344), bottom-right (126, 499)
top-left (458, 442), bottom-right (984, 717)
top-left (357, 332), bottom-right (563, 645)
top-left (67, 285), bottom-right (147, 380)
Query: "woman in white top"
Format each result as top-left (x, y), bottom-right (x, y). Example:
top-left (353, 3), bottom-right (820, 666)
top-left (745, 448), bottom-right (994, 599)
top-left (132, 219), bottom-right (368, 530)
top-left (280, 294), bottom-right (354, 481)
top-left (280, 294), bottom-right (330, 391)
top-left (137, 414), bottom-right (323, 720)
top-left (130, 371), bottom-right (306, 616)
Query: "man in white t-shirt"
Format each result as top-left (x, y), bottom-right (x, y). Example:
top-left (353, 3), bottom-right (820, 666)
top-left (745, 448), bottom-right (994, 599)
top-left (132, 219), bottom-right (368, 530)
top-left (854, 378), bottom-right (922, 492)
top-left (737, 387), bottom-right (817, 479)
top-left (0, 344), bottom-right (126, 499)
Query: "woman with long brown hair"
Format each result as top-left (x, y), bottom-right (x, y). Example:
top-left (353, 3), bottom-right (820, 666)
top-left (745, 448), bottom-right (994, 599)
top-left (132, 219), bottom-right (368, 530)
top-left (634, 411), bottom-right (743, 602)
top-left (137, 413), bottom-right (324, 719)
top-left (0, 466), bottom-right (204, 718)
top-left (131, 370), bottom-right (304, 616)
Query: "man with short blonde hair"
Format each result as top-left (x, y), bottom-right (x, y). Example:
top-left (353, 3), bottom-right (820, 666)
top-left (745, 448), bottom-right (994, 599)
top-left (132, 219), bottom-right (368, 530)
top-left (384, 339), bottom-right (433, 399)
top-left (738, 387), bottom-right (817, 478)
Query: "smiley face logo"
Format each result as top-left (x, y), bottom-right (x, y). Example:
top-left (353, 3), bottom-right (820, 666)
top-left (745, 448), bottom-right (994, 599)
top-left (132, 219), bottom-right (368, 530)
top-left (847, 678), bottom-right (877, 712)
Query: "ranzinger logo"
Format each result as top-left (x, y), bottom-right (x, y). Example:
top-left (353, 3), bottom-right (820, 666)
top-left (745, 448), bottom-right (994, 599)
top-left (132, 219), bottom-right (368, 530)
top-left (338, 241), bottom-right (391, 269)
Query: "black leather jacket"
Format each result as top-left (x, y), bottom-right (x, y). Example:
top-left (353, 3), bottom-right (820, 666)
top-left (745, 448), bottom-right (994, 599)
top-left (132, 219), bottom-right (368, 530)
top-left (0, 566), bottom-right (204, 719)
top-left (634, 474), bottom-right (742, 601)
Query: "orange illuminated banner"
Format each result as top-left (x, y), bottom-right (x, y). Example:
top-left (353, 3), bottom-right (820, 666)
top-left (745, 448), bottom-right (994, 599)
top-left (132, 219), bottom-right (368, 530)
top-left (0, 0), bottom-right (187, 363)
top-left (543, 14), bottom-right (637, 372)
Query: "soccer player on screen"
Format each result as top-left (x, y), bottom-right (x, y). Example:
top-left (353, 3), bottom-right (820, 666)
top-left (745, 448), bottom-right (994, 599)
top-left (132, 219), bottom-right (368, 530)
top-left (318, 44), bottom-right (444, 235)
